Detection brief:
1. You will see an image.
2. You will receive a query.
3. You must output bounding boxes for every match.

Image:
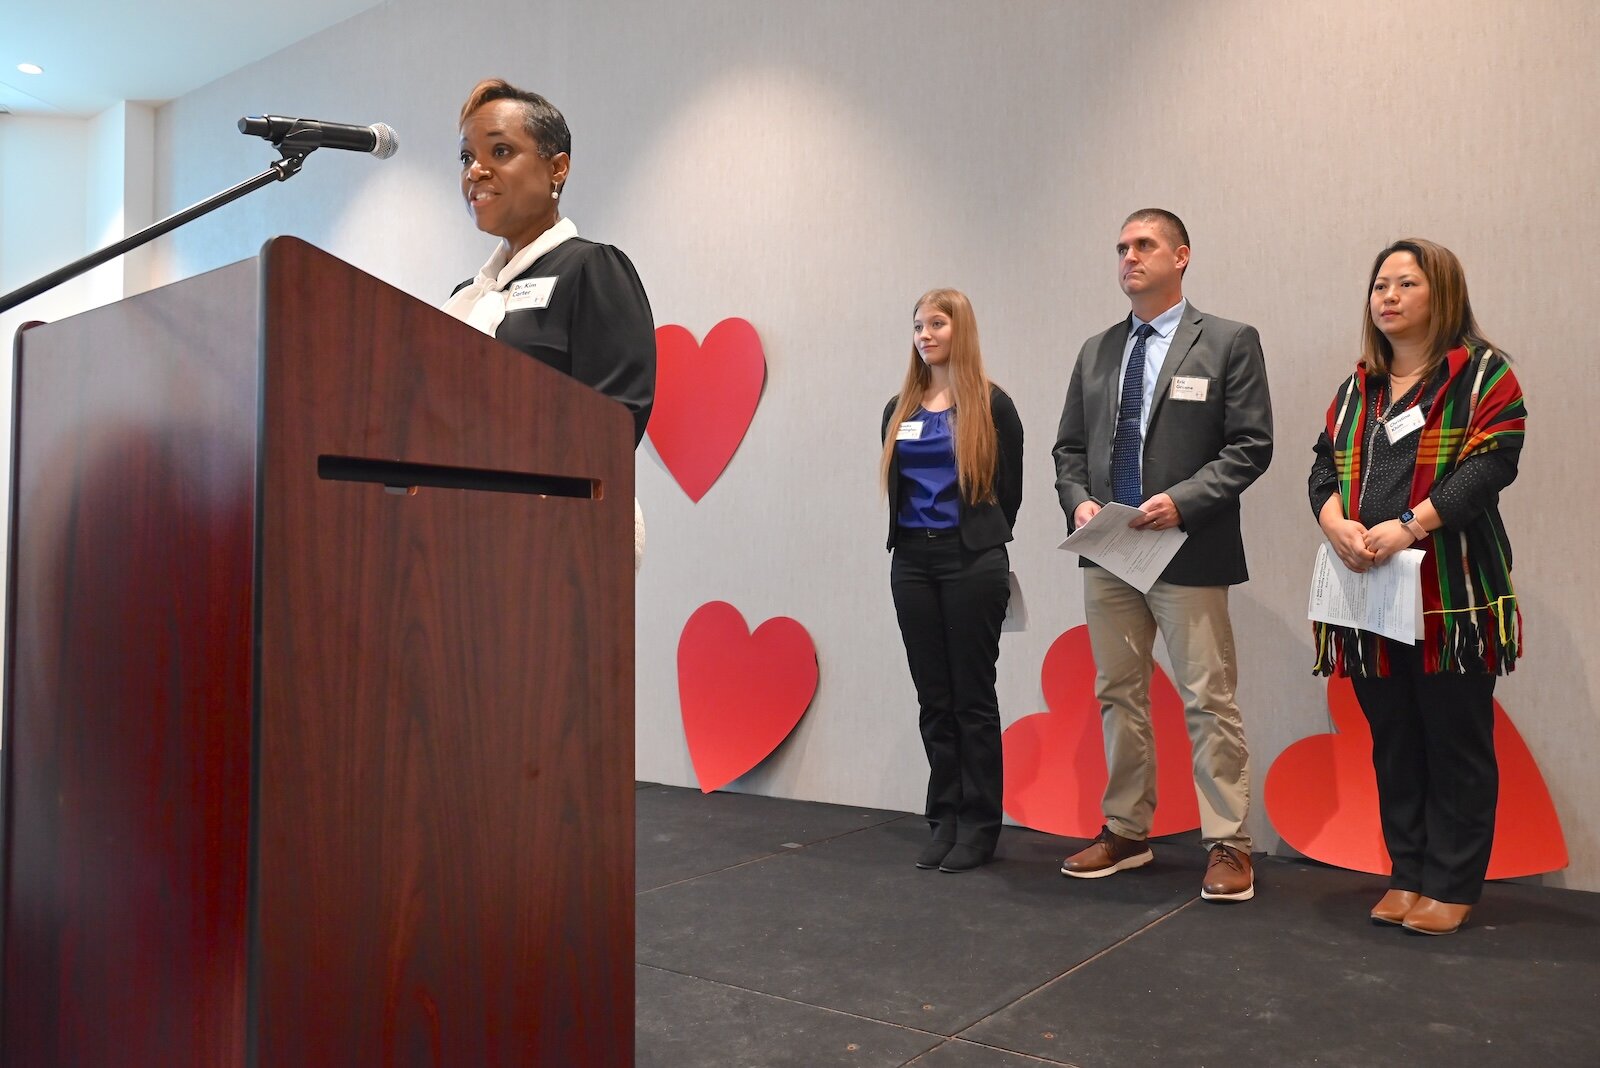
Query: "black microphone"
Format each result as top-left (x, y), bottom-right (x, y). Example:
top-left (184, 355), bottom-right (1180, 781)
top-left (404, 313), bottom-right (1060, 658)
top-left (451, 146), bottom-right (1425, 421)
top-left (238, 115), bottom-right (399, 159)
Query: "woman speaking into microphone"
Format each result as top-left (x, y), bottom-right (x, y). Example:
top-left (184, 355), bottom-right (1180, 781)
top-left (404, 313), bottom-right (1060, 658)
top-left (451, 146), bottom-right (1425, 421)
top-left (443, 79), bottom-right (656, 562)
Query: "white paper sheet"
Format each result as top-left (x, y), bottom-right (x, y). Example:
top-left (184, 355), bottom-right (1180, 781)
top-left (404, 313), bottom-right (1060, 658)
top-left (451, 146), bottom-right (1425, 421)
top-left (1001, 570), bottom-right (1027, 632)
top-left (1057, 502), bottom-right (1188, 594)
top-left (1306, 543), bottom-right (1425, 644)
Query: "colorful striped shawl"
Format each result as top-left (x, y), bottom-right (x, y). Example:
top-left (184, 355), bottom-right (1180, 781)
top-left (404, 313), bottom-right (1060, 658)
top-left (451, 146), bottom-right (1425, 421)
top-left (1314, 344), bottom-right (1526, 676)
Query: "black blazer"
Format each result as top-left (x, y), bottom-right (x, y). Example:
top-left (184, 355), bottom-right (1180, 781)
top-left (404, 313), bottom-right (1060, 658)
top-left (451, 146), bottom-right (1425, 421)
top-left (882, 383), bottom-right (1024, 551)
top-left (453, 238), bottom-right (656, 445)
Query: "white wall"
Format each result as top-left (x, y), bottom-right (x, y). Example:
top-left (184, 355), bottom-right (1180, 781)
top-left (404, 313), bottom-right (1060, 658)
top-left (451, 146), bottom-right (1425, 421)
top-left (0, 104), bottom-right (155, 326)
top-left (0, 103), bottom-right (158, 707)
top-left (85, 102), bottom-right (157, 305)
top-left (0, 116), bottom-right (93, 328)
top-left (118, 0), bottom-right (1600, 890)
top-left (1, 116), bottom-right (93, 697)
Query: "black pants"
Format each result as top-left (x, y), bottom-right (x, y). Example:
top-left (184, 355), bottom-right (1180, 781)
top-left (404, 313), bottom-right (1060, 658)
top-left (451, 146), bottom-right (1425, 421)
top-left (890, 530), bottom-right (1010, 852)
top-left (1350, 642), bottom-right (1498, 904)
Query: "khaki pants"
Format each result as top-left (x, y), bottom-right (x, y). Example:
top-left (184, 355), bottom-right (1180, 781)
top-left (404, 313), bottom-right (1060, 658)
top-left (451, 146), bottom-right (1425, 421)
top-left (1082, 567), bottom-right (1251, 851)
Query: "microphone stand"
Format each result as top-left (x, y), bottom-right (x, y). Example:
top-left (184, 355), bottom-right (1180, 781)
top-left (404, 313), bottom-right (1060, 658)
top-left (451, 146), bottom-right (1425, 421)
top-left (0, 144), bottom-right (315, 316)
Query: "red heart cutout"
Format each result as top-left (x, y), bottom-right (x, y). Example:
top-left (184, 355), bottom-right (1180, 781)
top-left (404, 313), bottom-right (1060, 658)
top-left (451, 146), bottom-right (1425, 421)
top-left (1001, 626), bottom-right (1200, 838)
top-left (1263, 675), bottom-right (1568, 878)
top-left (648, 318), bottom-right (765, 502)
top-left (677, 601), bottom-right (818, 793)
top-left (1262, 677), bottom-right (1388, 873)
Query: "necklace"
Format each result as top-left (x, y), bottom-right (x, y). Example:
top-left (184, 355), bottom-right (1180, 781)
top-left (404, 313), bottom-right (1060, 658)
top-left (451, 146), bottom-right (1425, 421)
top-left (1358, 373), bottom-right (1427, 506)
top-left (1377, 375), bottom-right (1424, 424)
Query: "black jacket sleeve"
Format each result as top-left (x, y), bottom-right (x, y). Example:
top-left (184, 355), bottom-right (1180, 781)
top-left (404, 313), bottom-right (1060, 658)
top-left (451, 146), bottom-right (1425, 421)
top-left (1308, 429), bottom-right (1340, 519)
top-left (568, 245), bottom-right (656, 445)
top-left (881, 396), bottom-right (898, 443)
top-left (992, 386), bottom-right (1024, 530)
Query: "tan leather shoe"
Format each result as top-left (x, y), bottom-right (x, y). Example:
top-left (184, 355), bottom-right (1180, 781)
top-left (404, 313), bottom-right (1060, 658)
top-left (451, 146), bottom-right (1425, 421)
top-left (1370, 889), bottom-right (1421, 926)
top-left (1200, 844), bottom-right (1254, 901)
top-left (1060, 825), bottom-right (1153, 879)
top-left (1402, 896), bottom-right (1472, 935)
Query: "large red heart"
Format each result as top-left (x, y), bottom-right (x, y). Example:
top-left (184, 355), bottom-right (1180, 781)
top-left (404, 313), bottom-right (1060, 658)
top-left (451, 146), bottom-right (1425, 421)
top-left (1263, 675), bottom-right (1568, 878)
top-left (677, 601), bottom-right (818, 793)
top-left (1001, 626), bottom-right (1200, 838)
top-left (648, 319), bottom-right (765, 502)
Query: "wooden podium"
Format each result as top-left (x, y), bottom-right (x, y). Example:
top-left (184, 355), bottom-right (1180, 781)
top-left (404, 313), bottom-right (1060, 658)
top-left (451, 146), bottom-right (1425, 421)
top-left (1, 238), bottom-right (635, 1065)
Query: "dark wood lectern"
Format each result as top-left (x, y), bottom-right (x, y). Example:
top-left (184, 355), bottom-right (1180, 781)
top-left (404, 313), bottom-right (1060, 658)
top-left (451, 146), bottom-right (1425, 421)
top-left (1, 238), bottom-right (635, 1065)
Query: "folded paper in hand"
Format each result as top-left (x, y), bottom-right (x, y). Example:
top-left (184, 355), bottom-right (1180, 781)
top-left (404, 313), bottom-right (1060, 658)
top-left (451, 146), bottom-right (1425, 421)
top-left (1306, 543), bottom-right (1424, 644)
top-left (1057, 502), bottom-right (1187, 594)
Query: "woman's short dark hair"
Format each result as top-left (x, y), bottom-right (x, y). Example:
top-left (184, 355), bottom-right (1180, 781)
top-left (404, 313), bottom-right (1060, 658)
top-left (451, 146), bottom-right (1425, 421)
top-left (459, 78), bottom-right (571, 159)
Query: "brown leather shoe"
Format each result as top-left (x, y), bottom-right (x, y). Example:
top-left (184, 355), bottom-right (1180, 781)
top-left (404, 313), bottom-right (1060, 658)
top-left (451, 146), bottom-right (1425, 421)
top-left (1200, 844), bottom-right (1254, 901)
top-left (1060, 825), bottom-right (1153, 879)
top-left (1370, 889), bottom-right (1421, 926)
top-left (1402, 896), bottom-right (1471, 935)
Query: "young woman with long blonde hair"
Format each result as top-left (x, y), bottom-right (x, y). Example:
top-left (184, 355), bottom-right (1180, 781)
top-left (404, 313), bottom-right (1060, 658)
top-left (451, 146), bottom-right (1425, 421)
top-left (879, 288), bottom-right (1023, 873)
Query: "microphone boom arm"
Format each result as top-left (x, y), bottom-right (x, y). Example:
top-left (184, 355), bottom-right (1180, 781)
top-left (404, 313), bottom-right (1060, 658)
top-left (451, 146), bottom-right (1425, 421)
top-left (0, 144), bottom-right (313, 316)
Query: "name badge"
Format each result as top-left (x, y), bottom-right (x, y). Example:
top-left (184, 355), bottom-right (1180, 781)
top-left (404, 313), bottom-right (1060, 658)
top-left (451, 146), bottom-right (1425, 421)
top-left (1385, 406), bottom-right (1425, 444)
top-left (1170, 376), bottom-right (1209, 402)
top-left (896, 420), bottom-right (924, 441)
top-left (506, 276), bottom-right (558, 311)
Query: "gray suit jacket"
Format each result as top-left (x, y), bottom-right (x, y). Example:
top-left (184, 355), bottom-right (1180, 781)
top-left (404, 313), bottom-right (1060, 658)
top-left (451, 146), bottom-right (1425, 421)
top-left (1052, 302), bottom-right (1273, 586)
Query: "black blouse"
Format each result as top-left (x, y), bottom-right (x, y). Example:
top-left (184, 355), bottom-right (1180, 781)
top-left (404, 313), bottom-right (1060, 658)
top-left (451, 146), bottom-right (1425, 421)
top-left (454, 238), bottom-right (656, 445)
top-left (1308, 366), bottom-right (1520, 529)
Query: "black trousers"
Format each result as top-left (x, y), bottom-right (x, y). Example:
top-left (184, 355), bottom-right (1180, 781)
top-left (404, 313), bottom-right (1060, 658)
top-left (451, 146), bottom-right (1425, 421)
top-left (889, 530), bottom-right (1010, 852)
top-left (1350, 642), bottom-right (1498, 904)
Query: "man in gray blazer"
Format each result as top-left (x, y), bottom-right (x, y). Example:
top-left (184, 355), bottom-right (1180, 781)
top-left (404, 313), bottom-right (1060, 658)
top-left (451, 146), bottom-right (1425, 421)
top-left (1052, 209), bottom-right (1272, 901)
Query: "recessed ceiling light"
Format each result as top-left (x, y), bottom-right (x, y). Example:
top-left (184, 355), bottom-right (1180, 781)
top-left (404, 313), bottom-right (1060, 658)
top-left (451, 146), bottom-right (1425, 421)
top-left (17, 63), bottom-right (44, 75)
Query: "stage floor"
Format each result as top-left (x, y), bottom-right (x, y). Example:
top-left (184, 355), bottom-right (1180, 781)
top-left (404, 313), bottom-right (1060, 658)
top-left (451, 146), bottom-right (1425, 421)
top-left (635, 783), bottom-right (1600, 1067)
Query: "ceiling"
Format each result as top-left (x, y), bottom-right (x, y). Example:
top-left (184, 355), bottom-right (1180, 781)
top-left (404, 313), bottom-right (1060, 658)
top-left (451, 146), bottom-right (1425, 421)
top-left (0, 0), bottom-right (389, 116)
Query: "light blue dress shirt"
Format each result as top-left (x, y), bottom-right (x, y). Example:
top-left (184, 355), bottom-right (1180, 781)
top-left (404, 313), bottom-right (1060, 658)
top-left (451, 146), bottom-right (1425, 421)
top-left (1117, 298), bottom-right (1187, 438)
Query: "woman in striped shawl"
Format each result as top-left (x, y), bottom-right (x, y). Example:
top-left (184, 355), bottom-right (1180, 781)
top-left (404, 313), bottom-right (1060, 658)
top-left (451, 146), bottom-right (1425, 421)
top-left (1308, 238), bottom-right (1526, 936)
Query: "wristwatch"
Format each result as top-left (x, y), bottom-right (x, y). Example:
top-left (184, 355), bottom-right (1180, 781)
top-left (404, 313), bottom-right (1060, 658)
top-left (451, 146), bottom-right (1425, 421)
top-left (1399, 509), bottom-right (1428, 541)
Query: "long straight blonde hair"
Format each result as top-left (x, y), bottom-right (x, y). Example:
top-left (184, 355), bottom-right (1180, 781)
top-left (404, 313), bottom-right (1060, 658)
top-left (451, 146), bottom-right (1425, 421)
top-left (878, 288), bottom-right (999, 505)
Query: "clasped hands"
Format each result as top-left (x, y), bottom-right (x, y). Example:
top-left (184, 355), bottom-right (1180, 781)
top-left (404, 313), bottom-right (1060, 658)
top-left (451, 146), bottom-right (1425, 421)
top-left (1322, 517), bottom-right (1415, 573)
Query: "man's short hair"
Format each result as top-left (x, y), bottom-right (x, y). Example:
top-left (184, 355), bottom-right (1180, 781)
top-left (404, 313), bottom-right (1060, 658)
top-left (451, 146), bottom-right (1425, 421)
top-left (1123, 208), bottom-right (1190, 251)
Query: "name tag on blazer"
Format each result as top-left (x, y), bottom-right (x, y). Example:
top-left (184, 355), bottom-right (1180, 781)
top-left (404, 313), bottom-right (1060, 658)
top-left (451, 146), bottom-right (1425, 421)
top-left (1169, 376), bottom-right (1210, 402)
top-left (506, 276), bottom-right (558, 311)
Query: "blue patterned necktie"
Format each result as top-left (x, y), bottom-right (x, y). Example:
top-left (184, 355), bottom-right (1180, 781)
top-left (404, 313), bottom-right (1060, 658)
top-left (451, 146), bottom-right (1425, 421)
top-left (1111, 323), bottom-right (1156, 506)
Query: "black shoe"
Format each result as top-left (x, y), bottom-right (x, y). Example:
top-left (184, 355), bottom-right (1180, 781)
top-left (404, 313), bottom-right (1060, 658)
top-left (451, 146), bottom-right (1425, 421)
top-left (916, 840), bottom-right (956, 869)
top-left (939, 844), bottom-right (993, 873)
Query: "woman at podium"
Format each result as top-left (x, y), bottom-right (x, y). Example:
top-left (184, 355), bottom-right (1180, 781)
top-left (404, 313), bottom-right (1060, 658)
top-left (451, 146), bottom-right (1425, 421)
top-left (443, 78), bottom-right (655, 446)
top-left (1308, 238), bottom-right (1527, 935)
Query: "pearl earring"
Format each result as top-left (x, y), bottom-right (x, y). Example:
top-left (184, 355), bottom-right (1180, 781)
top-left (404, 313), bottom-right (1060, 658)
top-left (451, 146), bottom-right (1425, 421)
top-left (552, 186), bottom-right (560, 201)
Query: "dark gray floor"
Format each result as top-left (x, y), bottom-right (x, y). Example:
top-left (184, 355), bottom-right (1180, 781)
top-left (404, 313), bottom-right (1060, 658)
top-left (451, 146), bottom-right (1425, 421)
top-left (636, 783), bottom-right (1600, 1068)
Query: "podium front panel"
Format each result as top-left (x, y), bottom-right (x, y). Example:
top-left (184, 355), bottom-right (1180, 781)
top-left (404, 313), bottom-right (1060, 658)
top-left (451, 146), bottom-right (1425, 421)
top-left (2, 261), bottom-right (261, 1066)
top-left (250, 239), bottom-right (635, 1065)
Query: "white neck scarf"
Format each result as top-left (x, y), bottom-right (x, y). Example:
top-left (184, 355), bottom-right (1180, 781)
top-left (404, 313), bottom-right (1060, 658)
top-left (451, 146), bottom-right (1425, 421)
top-left (441, 217), bottom-right (578, 337)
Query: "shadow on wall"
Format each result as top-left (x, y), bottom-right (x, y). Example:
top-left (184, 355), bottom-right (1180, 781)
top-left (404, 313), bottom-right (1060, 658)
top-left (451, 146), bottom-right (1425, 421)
top-left (1238, 584), bottom-right (1593, 892)
top-left (1229, 585), bottom-right (1325, 858)
top-left (1511, 593), bottom-right (1597, 891)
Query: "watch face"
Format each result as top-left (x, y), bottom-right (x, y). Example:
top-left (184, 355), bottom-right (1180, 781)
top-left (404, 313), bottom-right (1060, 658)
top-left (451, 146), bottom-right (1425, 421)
top-left (1400, 509), bottom-right (1415, 523)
